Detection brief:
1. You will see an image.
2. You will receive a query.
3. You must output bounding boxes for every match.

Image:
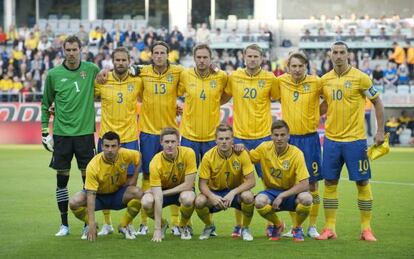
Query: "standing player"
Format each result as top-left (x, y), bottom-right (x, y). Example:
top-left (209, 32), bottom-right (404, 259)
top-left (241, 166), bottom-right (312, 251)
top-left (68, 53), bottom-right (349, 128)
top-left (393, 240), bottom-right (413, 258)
top-left (251, 120), bottom-right (312, 242)
top-left (225, 44), bottom-right (278, 237)
top-left (136, 41), bottom-right (184, 236)
top-left (41, 35), bottom-right (100, 236)
top-left (195, 124), bottom-right (256, 241)
top-left (94, 47), bottom-right (143, 236)
top-left (276, 52), bottom-right (323, 238)
top-left (69, 131), bottom-right (143, 241)
top-left (316, 41), bottom-right (385, 242)
top-left (141, 127), bottom-right (197, 242)
top-left (178, 43), bottom-right (229, 165)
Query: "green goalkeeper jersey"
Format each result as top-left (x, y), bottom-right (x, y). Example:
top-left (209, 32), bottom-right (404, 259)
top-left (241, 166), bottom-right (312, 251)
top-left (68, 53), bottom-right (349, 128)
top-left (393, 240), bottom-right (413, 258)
top-left (41, 61), bottom-right (100, 136)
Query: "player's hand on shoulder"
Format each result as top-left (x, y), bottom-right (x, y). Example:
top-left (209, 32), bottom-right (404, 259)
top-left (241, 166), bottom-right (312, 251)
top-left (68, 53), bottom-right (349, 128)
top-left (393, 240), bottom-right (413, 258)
top-left (129, 65), bottom-right (142, 77)
top-left (209, 63), bottom-right (220, 74)
top-left (152, 229), bottom-right (163, 242)
top-left (96, 68), bottom-right (109, 84)
top-left (41, 128), bottom-right (54, 152)
top-left (233, 144), bottom-right (245, 155)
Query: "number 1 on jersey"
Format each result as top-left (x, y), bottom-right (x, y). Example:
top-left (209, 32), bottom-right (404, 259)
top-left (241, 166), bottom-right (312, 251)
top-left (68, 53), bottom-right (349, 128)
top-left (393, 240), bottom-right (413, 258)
top-left (74, 81), bottom-right (80, 92)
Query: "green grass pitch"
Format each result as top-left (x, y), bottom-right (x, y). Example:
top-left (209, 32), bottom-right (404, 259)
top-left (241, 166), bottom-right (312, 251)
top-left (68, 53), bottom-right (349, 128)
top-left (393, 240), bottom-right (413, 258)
top-left (1, 146), bottom-right (413, 259)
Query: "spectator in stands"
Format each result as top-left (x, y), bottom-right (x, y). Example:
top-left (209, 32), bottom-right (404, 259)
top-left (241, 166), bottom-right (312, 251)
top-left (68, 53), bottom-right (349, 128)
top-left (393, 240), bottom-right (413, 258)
top-left (406, 41), bottom-right (414, 81)
top-left (144, 27), bottom-right (159, 46)
top-left (391, 28), bottom-right (405, 42)
top-left (101, 53), bottom-right (113, 70)
top-left (112, 24), bottom-right (124, 46)
top-left (101, 28), bottom-right (113, 46)
top-left (234, 50), bottom-right (244, 68)
top-left (389, 41), bottom-right (405, 66)
top-left (397, 64), bottom-right (410, 85)
top-left (334, 27), bottom-right (344, 41)
top-left (137, 26), bottom-right (146, 42)
top-left (348, 27), bottom-right (357, 41)
top-left (76, 25), bottom-right (89, 46)
top-left (37, 35), bottom-right (51, 52)
top-left (183, 23), bottom-right (196, 55)
top-left (168, 26), bottom-right (184, 46)
top-left (211, 28), bottom-right (226, 43)
top-left (310, 62), bottom-right (322, 77)
top-left (89, 26), bottom-right (103, 46)
top-left (383, 62), bottom-right (399, 90)
top-left (0, 72), bottom-right (12, 101)
top-left (361, 15), bottom-right (374, 30)
top-left (372, 64), bottom-right (384, 86)
top-left (385, 116), bottom-right (403, 146)
top-left (273, 63), bottom-right (284, 77)
top-left (0, 26), bottom-right (7, 45)
top-left (122, 35), bottom-right (134, 50)
top-left (196, 23), bottom-right (210, 44)
top-left (168, 36), bottom-right (181, 63)
top-left (20, 79), bottom-right (37, 102)
top-left (124, 24), bottom-right (137, 43)
top-left (361, 60), bottom-right (373, 78)
top-left (139, 46), bottom-right (151, 64)
top-left (321, 51), bottom-right (333, 75)
top-left (399, 110), bottom-right (412, 127)
top-left (302, 29), bottom-right (312, 42)
top-left (260, 24), bottom-right (273, 44)
top-left (349, 51), bottom-right (358, 68)
top-left (227, 29), bottom-right (241, 43)
top-left (24, 32), bottom-right (38, 52)
top-left (7, 24), bottom-right (19, 45)
top-left (9, 75), bottom-right (22, 101)
top-left (363, 28), bottom-right (372, 42)
top-left (377, 27), bottom-right (389, 41)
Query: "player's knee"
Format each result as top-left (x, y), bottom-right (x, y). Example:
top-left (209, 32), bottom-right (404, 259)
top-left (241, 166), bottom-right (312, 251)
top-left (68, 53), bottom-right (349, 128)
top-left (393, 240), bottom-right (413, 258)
top-left (180, 191), bottom-right (195, 207)
top-left (128, 186), bottom-right (143, 199)
top-left (195, 194), bottom-right (207, 209)
top-left (240, 190), bottom-right (254, 204)
top-left (309, 181), bottom-right (318, 192)
top-left (356, 180), bottom-right (369, 186)
top-left (325, 179), bottom-right (338, 186)
top-left (254, 194), bottom-right (268, 209)
top-left (69, 192), bottom-right (85, 209)
top-left (141, 193), bottom-right (154, 210)
top-left (297, 192), bottom-right (313, 206)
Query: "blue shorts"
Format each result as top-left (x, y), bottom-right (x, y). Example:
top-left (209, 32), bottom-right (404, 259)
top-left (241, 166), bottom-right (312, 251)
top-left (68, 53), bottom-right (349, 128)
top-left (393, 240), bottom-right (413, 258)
top-left (93, 186), bottom-right (128, 211)
top-left (98, 138), bottom-right (139, 176)
top-left (140, 132), bottom-right (162, 175)
top-left (322, 138), bottom-right (371, 181)
top-left (234, 136), bottom-right (271, 178)
top-left (258, 189), bottom-right (297, 211)
top-left (209, 189), bottom-right (241, 213)
top-left (162, 193), bottom-right (181, 208)
top-left (181, 137), bottom-right (215, 166)
top-left (289, 133), bottom-right (322, 183)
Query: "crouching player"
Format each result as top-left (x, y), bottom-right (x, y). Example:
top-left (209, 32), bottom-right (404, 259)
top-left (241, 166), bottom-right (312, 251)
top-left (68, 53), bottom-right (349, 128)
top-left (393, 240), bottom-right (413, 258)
top-left (195, 123), bottom-right (256, 241)
top-left (69, 131), bottom-right (143, 241)
top-left (250, 120), bottom-right (312, 242)
top-left (141, 127), bottom-right (197, 242)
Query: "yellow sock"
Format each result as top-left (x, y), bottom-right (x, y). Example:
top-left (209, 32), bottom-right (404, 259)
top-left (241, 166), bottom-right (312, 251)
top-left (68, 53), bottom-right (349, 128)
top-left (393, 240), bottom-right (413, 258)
top-left (241, 202), bottom-right (254, 228)
top-left (323, 184), bottom-right (338, 231)
top-left (170, 205), bottom-right (180, 226)
top-left (295, 203), bottom-right (311, 227)
top-left (102, 210), bottom-right (112, 225)
top-left (179, 204), bottom-right (195, 227)
top-left (140, 178), bottom-right (150, 225)
top-left (256, 204), bottom-right (282, 227)
top-left (234, 209), bottom-right (242, 226)
top-left (289, 211), bottom-right (297, 226)
top-left (120, 199), bottom-right (141, 227)
top-left (71, 207), bottom-right (88, 224)
top-left (196, 207), bottom-right (212, 226)
top-left (309, 190), bottom-right (320, 227)
top-left (357, 183), bottom-right (373, 231)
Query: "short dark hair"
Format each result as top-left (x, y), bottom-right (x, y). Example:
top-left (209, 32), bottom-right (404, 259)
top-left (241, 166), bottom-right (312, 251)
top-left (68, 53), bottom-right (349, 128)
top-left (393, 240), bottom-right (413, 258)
top-left (331, 41), bottom-right (349, 51)
top-left (63, 35), bottom-right (82, 49)
top-left (243, 44), bottom-right (264, 56)
top-left (102, 131), bottom-right (120, 144)
top-left (111, 47), bottom-right (130, 61)
top-left (287, 51), bottom-right (308, 66)
top-left (151, 41), bottom-right (170, 54)
top-left (193, 43), bottom-right (212, 57)
top-left (271, 120), bottom-right (290, 133)
top-left (160, 127), bottom-right (179, 141)
top-left (215, 123), bottom-right (233, 137)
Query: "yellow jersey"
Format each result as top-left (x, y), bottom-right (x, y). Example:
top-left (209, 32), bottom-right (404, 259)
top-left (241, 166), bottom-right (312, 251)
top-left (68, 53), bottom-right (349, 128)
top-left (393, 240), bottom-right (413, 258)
top-left (322, 67), bottom-right (379, 141)
top-left (150, 146), bottom-right (197, 189)
top-left (249, 141), bottom-right (309, 190)
top-left (225, 68), bottom-right (278, 139)
top-left (178, 68), bottom-right (228, 141)
top-left (138, 65), bottom-right (183, 135)
top-left (199, 147), bottom-right (255, 191)
top-left (85, 148), bottom-right (141, 194)
top-left (277, 74), bottom-right (322, 135)
top-left (95, 72), bottom-right (142, 142)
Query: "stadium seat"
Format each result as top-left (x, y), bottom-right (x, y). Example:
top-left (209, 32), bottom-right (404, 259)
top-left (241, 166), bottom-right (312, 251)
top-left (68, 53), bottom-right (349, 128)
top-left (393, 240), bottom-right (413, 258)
top-left (80, 20), bottom-right (91, 31)
top-left (38, 19), bottom-right (48, 31)
top-left (58, 19), bottom-right (70, 33)
top-left (214, 19), bottom-right (226, 30)
top-left (397, 85), bottom-right (410, 94)
top-left (238, 19), bottom-right (249, 32)
top-left (249, 20), bottom-right (261, 33)
top-left (102, 19), bottom-right (114, 32)
top-left (91, 19), bottom-right (103, 29)
top-left (69, 19), bottom-right (81, 32)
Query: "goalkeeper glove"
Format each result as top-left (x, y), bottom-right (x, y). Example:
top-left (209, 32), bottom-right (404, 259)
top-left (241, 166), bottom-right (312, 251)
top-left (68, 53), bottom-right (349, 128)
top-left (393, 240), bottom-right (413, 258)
top-left (129, 65), bottom-right (142, 77)
top-left (42, 128), bottom-right (54, 152)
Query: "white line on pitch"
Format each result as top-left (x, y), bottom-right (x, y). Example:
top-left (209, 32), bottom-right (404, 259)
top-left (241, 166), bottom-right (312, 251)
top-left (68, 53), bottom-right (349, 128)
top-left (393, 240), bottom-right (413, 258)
top-left (339, 178), bottom-right (414, 186)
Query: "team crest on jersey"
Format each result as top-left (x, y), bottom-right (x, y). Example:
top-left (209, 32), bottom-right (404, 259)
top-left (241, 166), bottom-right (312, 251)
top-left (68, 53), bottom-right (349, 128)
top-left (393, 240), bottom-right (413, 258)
top-left (167, 74), bottom-right (174, 83)
top-left (303, 83), bottom-right (310, 92)
top-left (232, 161), bottom-right (241, 170)
top-left (344, 80), bottom-right (352, 89)
top-left (177, 162), bottom-right (185, 171)
top-left (127, 84), bottom-right (134, 92)
top-left (282, 160), bottom-right (290, 170)
top-left (210, 80), bottom-right (217, 88)
top-left (258, 80), bottom-right (265, 88)
top-left (80, 71), bottom-right (87, 79)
